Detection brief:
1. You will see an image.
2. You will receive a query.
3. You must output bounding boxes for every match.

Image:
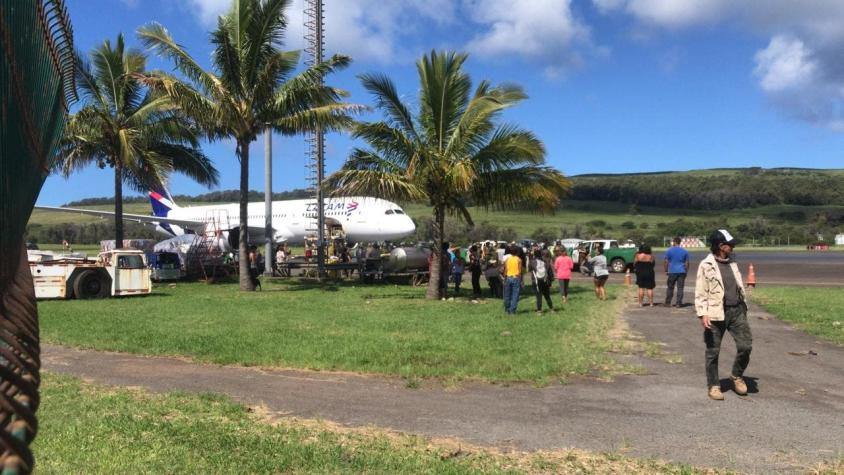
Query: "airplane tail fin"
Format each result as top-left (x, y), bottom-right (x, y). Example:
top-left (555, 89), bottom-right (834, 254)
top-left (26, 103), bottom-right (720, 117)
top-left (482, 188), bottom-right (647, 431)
top-left (149, 186), bottom-right (181, 237)
top-left (148, 186), bottom-right (179, 218)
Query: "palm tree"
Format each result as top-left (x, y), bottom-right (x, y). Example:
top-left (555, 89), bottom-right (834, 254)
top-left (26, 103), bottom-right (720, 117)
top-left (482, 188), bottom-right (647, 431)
top-left (327, 51), bottom-right (571, 299)
top-left (58, 33), bottom-right (219, 246)
top-left (138, 0), bottom-right (359, 291)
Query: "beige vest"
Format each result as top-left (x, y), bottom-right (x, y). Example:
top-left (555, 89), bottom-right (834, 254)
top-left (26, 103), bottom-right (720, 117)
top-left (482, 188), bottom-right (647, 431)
top-left (694, 253), bottom-right (746, 321)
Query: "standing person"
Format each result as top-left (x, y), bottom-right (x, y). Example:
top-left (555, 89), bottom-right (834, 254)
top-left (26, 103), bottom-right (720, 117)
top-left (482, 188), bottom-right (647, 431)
top-left (439, 241), bottom-right (451, 300)
top-left (588, 244), bottom-right (609, 300)
top-left (664, 236), bottom-right (690, 307)
top-left (696, 229), bottom-right (752, 401)
top-left (483, 245), bottom-right (502, 298)
top-left (554, 246), bottom-right (574, 304)
top-left (634, 245), bottom-right (656, 306)
top-left (275, 245), bottom-right (284, 276)
top-left (248, 245), bottom-right (262, 290)
top-left (468, 244), bottom-right (483, 298)
top-left (501, 245), bottom-right (523, 314)
top-left (529, 249), bottom-right (554, 313)
top-left (452, 248), bottom-right (465, 295)
top-left (304, 241), bottom-right (313, 264)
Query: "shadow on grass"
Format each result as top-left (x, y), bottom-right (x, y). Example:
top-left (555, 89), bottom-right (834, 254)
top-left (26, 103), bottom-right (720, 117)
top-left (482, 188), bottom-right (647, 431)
top-left (265, 278), bottom-right (369, 292)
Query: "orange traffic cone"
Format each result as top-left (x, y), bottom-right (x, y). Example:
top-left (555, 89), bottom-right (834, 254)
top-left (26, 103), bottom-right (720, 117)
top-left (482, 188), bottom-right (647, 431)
top-left (624, 269), bottom-right (632, 286)
top-left (746, 263), bottom-right (756, 288)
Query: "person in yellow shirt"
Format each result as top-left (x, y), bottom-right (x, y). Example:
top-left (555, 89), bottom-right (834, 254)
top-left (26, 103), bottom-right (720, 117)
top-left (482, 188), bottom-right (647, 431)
top-left (502, 245), bottom-right (523, 314)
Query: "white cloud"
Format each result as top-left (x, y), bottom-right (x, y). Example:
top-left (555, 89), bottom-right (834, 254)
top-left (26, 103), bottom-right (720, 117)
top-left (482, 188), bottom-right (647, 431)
top-left (594, 0), bottom-right (844, 130)
top-left (182, 0), bottom-right (456, 63)
top-left (609, 0), bottom-right (729, 28)
top-left (753, 35), bottom-right (817, 92)
top-left (463, 0), bottom-right (595, 77)
top-left (185, 0), bottom-right (231, 26)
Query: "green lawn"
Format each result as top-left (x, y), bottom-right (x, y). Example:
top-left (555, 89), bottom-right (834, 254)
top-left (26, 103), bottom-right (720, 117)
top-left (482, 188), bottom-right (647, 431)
top-left (752, 287), bottom-right (844, 345)
top-left (39, 279), bottom-right (621, 384)
top-left (34, 372), bottom-right (709, 474)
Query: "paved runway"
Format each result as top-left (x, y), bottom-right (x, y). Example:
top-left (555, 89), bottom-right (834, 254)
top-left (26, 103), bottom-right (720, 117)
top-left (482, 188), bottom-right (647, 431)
top-left (571, 250), bottom-right (844, 287)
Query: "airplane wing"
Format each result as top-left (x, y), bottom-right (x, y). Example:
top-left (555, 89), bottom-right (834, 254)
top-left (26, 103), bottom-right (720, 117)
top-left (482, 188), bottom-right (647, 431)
top-left (34, 205), bottom-right (204, 230)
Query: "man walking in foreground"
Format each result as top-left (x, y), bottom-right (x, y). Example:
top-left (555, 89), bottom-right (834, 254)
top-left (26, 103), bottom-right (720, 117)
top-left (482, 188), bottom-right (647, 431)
top-left (695, 230), bottom-right (752, 400)
top-left (664, 236), bottom-right (690, 306)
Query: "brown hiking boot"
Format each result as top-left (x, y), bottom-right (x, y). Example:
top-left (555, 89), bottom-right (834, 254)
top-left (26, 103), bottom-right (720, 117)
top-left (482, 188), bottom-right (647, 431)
top-left (709, 386), bottom-right (725, 400)
top-left (732, 376), bottom-right (748, 396)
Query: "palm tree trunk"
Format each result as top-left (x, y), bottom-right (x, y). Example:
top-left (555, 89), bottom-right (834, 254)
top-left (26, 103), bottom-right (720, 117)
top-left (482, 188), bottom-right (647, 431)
top-left (426, 205), bottom-right (445, 299)
top-left (238, 139), bottom-right (255, 291)
top-left (114, 160), bottom-right (124, 246)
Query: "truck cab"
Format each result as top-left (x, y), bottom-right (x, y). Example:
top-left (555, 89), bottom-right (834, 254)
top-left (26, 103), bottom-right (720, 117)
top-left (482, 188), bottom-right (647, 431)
top-left (571, 239), bottom-right (636, 273)
top-left (30, 249), bottom-right (151, 299)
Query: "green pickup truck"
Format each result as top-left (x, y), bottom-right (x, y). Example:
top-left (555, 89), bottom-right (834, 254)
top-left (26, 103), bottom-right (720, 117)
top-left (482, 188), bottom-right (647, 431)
top-left (571, 239), bottom-right (637, 273)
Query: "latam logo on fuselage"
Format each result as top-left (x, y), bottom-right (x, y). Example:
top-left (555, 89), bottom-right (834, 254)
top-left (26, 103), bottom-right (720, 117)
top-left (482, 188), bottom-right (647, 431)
top-left (305, 200), bottom-right (360, 216)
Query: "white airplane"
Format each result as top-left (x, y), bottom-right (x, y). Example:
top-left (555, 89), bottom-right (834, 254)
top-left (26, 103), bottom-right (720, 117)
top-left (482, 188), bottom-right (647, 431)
top-left (35, 189), bottom-right (416, 245)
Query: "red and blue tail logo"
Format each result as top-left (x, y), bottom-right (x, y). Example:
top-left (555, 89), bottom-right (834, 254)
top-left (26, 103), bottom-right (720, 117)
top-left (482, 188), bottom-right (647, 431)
top-left (149, 188), bottom-right (178, 235)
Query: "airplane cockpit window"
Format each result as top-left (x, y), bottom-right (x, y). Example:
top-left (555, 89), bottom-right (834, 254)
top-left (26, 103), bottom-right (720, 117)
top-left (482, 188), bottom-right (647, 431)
top-left (393, 209), bottom-right (405, 214)
top-left (385, 210), bottom-right (394, 215)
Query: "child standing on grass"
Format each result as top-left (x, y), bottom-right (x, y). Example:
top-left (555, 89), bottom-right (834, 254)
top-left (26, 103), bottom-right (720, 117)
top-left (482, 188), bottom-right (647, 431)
top-left (554, 246), bottom-right (574, 304)
top-left (452, 248), bottom-right (465, 295)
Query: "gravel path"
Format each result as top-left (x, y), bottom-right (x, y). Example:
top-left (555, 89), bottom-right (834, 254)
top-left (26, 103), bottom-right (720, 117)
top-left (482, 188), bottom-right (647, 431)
top-left (42, 287), bottom-right (843, 474)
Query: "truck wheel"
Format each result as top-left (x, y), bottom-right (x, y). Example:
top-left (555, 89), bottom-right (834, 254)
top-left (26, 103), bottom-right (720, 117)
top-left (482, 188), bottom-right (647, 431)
top-left (73, 270), bottom-right (109, 299)
top-left (610, 258), bottom-right (626, 273)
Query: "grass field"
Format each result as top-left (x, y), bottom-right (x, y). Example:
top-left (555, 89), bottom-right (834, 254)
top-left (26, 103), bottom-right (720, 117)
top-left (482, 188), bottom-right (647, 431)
top-left (39, 279), bottom-right (624, 384)
top-left (35, 372), bottom-right (713, 474)
top-left (752, 287), bottom-right (844, 345)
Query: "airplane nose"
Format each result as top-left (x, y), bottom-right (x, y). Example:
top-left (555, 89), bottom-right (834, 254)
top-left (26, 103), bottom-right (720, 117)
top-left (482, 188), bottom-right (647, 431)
top-left (402, 216), bottom-right (416, 235)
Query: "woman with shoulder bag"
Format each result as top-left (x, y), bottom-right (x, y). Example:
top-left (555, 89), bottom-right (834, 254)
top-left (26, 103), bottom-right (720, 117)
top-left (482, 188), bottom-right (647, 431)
top-left (530, 248), bottom-right (555, 313)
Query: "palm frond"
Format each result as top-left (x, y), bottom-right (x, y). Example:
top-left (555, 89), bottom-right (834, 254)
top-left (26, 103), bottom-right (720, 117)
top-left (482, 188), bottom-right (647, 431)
top-left (251, 50), bottom-right (299, 113)
top-left (138, 71), bottom-right (224, 139)
top-left (471, 166), bottom-right (571, 212)
top-left (358, 72), bottom-right (419, 141)
top-left (472, 125), bottom-right (546, 171)
top-left (211, 19), bottom-right (244, 100)
top-left (352, 122), bottom-right (417, 168)
top-left (243, 0), bottom-right (289, 87)
top-left (147, 143), bottom-right (219, 187)
top-left (325, 168), bottom-right (426, 202)
top-left (417, 50), bottom-right (471, 152)
top-left (137, 23), bottom-right (222, 97)
top-left (272, 103), bottom-right (362, 135)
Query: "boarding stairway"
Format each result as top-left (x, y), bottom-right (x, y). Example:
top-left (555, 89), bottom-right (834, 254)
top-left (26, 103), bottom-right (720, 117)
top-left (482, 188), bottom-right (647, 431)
top-left (184, 210), bottom-right (233, 281)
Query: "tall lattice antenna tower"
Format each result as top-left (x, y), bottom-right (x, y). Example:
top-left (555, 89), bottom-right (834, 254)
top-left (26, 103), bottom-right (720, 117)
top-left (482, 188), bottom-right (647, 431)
top-left (304, 0), bottom-right (326, 277)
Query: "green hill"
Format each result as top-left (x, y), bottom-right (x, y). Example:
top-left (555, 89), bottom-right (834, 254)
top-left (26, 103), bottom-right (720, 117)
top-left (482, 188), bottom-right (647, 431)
top-left (570, 167), bottom-right (844, 209)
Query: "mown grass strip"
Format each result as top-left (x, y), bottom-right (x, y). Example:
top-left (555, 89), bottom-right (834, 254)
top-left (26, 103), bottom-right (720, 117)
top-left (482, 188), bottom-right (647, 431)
top-left (40, 280), bottom-right (621, 384)
top-left (752, 287), bottom-right (844, 345)
top-left (34, 373), bottom-right (714, 474)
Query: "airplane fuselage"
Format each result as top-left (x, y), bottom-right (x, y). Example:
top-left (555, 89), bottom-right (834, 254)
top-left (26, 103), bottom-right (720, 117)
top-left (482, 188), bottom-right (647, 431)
top-left (163, 197), bottom-right (416, 244)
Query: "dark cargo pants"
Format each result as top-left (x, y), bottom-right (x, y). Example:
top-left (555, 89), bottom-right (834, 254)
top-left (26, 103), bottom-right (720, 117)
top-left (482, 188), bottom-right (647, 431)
top-left (704, 304), bottom-right (753, 387)
top-left (665, 273), bottom-right (686, 305)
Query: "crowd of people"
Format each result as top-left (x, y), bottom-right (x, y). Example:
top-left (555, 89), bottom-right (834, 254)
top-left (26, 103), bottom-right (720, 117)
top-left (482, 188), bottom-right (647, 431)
top-left (435, 241), bottom-right (586, 314)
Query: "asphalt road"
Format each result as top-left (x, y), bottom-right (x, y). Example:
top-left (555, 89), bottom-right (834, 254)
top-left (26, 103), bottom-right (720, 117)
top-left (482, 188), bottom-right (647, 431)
top-left (573, 250), bottom-right (844, 288)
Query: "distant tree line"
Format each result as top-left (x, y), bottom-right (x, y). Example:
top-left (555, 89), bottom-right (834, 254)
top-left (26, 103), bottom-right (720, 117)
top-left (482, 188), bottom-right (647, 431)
top-left (64, 188), bottom-right (314, 206)
top-left (26, 222), bottom-right (158, 245)
top-left (570, 169), bottom-right (844, 210)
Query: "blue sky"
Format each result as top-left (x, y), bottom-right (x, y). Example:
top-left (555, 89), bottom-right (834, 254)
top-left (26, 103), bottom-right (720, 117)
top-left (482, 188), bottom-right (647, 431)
top-left (39, 0), bottom-right (844, 205)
